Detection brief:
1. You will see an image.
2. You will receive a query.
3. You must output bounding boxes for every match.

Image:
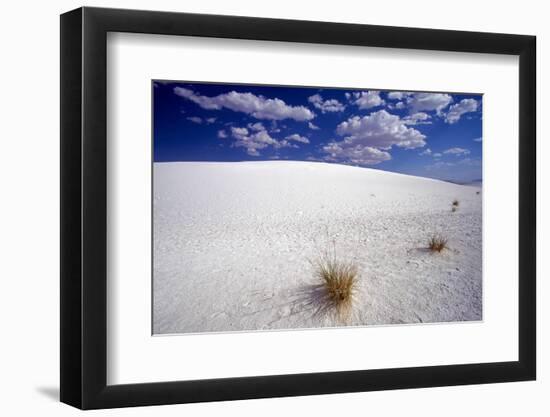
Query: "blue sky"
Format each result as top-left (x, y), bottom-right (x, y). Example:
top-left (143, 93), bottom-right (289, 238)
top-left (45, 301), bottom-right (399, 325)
top-left (153, 81), bottom-right (482, 182)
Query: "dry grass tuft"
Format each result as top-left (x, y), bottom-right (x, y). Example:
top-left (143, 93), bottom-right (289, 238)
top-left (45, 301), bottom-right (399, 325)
top-left (452, 199), bottom-right (459, 207)
top-left (428, 235), bottom-right (448, 253)
top-left (314, 252), bottom-right (358, 319)
top-left (451, 206), bottom-right (457, 213)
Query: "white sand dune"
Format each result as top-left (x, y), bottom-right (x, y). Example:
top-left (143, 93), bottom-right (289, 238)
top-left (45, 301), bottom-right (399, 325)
top-left (153, 161), bottom-right (482, 334)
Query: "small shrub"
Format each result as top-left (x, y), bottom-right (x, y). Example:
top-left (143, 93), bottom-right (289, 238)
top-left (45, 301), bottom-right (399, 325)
top-left (314, 254), bottom-right (358, 318)
top-left (451, 206), bottom-right (457, 213)
top-left (452, 199), bottom-right (459, 207)
top-left (476, 191), bottom-right (480, 195)
top-left (428, 235), bottom-right (448, 253)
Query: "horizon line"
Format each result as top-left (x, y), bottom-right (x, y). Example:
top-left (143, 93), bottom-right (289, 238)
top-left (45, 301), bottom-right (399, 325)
top-left (153, 159), bottom-right (482, 184)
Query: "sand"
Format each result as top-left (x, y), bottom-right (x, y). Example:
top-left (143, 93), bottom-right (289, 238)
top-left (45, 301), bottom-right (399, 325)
top-left (153, 161), bottom-right (482, 334)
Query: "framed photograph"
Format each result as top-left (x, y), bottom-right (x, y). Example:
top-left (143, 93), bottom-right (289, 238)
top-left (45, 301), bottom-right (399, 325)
top-left (60, 6), bottom-right (536, 409)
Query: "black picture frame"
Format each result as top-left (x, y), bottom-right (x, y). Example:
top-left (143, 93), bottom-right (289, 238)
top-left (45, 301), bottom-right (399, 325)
top-left (60, 6), bottom-right (536, 410)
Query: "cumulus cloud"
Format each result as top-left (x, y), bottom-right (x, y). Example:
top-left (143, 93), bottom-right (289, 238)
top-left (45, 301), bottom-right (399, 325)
top-left (286, 133), bottom-right (310, 144)
top-left (443, 147), bottom-right (470, 156)
top-left (473, 137), bottom-right (482, 142)
top-left (323, 142), bottom-right (391, 165)
top-left (174, 87), bottom-right (315, 121)
top-left (228, 124), bottom-right (306, 156)
top-left (230, 126), bottom-right (278, 156)
top-left (335, 110), bottom-right (426, 150)
top-left (321, 110), bottom-right (426, 166)
top-left (433, 152), bottom-right (442, 158)
top-left (387, 91), bottom-right (413, 100)
top-left (445, 99), bottom-right (478, 124)
top-left (247, 122), bottom-right (265, 132)
top-left (308, 121), bottom-right (320, 130)
top-left (217, 129), bottom-right (228, 139)
top-left (231, 127), bottom-right (249, 137)
top-left (408, 93), bottom-right (453, 114)
top-left (403, 112), bottom-right (431, 125)
top-left (308, 94), bottom-right (346, 113)
top-left (348, 91), bottom-right (385, 109)
top-left (278, 139), bottom-right (298, 149)
top-left (186, 116), bottom-right (203, 124)
top-left (419, 148), bottom-right (432, 156)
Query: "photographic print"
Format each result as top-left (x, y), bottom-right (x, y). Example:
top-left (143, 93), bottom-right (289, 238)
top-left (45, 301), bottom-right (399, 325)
top-left (153, 81), bottom-right (482, 335)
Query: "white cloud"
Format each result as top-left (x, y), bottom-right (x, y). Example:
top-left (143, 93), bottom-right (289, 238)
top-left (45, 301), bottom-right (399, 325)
top-left (187, 115), bottom-right (216, 124)
top-left (426, 157), bottom-right (481, 170)
top-left (229, 124), bottom-right (302, 156)
top-left (335, 110), bottom-right (426, 150)
top-left (308, 121), bottom-right (320, 130)
top-left (308, 94), bottom-right (346, 113)
top-left (278, 139), bottom-right (298, 149)
top-left (230, 126), bottom-right (278, 156)
top-left (443, 147), bottom-right (471, 156)
top-left (421, 148), bottom-right (449, 158)
top-left (403, 112), bottom-right (431, 125)
top-left (285, 133), bottom-right (310, 144)
top-left (321, 110), bottom-right (426, 166)
top-left (246, 149), bottom-right (261, 156)
top-left (473, 137), bottom-right (482, 142)
top-left (186, 116), bottom-right (202, 124)
top-left (408, 93), bottom-right (453, 114)
top-left (231, 127), bottom-right (249, 137)
top-left (387, 92), bottom-right (403, 100)
top-left (349, 91), bottom-right (385, 109)
top-left (323, 142), bottom-right (391, 165)
top-left (247, 122), bottom-right (265, 131)
top-left (174, 87), bottom-right (315, 121)
top-left (217, 129), bottom-right (228, 139)
top-left (387, 91), bottom-right (413, 100)
top-left (395, 101), bottom-right (405, 109)
top-left (305, 156), bottom-right (323, 162)
top-left (445, 99), bottom-right (478, 124)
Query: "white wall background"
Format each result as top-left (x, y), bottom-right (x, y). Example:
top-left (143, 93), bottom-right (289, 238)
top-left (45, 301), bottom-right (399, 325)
top-left (0, 0), bottom-right (545, 415)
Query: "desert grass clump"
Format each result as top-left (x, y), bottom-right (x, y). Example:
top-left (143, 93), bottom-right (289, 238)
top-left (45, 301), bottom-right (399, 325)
top-left (451, 206), bottom-right (457, 213)
top-left (428, 235), bottom-right (448, 253)
top-left (314, 252), bottom-right (358, 319)
top-left (452, 199), bottom-right (460, 207)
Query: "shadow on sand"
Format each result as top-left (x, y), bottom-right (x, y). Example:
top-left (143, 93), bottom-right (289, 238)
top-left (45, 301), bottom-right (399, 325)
top-left (285, 283), bottom-right (338, 320)
top-left (244, 283), bottom-right (350, 328)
